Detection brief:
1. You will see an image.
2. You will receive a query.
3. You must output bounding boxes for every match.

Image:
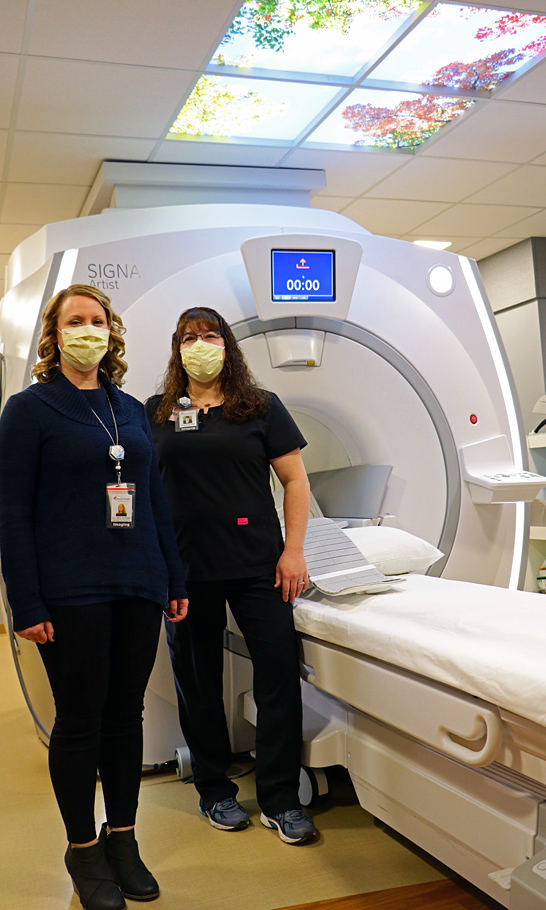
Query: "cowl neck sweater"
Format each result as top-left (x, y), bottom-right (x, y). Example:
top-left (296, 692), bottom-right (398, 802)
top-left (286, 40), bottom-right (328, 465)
top-left (30, 370), bottom-right (132, 425)
top-left (0, 371), bottom-right (186, 630)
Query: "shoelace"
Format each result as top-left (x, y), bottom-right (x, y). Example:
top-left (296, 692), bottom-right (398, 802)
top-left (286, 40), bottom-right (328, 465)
top-left (216, 798), bottom-right (240, 810)
top-left (280, 809), bottom-right (306, 821)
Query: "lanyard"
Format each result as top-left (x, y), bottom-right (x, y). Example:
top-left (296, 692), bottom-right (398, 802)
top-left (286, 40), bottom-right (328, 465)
top-left (88, 392), bottom-right (125, 484)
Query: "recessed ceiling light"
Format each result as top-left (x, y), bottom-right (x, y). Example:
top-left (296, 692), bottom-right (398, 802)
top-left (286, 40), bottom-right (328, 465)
top-left (413, 240), bottom-right (452, 250)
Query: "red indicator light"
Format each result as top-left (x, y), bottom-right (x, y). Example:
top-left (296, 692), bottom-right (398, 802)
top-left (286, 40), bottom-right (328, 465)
top-left (470, 414), bottom-right (478, 425)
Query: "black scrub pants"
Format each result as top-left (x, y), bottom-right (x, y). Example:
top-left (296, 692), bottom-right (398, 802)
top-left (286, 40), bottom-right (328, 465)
top-left (165, 573), bottom-right (303, 816)
top-left (38, 597), bottom-right (162, 844)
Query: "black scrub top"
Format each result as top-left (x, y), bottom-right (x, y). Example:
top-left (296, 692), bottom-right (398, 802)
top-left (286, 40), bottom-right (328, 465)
top-left (146, 393), bottom-right (307, 581)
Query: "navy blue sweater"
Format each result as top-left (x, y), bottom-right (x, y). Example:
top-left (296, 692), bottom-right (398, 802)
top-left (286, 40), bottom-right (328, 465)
top-left (0, 372), bottom-right (187, 631)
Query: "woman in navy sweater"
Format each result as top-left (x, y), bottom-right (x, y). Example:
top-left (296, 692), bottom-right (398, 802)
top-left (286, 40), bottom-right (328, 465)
top-left (0, 284), bottom-right (188, 910)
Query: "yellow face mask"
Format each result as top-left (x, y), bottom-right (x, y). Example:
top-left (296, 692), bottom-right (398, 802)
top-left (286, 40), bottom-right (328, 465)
top-left (180, 339), bottom-right (225, 382)
top-left (60, 326), bottom-right (110, 371)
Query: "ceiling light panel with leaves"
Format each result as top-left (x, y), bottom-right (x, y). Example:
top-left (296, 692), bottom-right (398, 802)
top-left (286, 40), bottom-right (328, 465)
top-left (168, 0), bottom-right (546, 152)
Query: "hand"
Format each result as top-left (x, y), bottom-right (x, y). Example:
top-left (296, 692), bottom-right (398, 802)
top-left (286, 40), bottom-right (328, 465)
top-left (165, 598), bottom-right (189, 622)
top-left (274, 549), bottom-right (309, 603)
top-left (17, 621), bottom-right (55, 644)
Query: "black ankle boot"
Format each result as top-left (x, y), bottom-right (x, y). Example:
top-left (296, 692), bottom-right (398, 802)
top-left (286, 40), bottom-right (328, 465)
top-left (99, 823), bottom-right (160, 902)
top-left (65, 842), bottom-right (126, 910)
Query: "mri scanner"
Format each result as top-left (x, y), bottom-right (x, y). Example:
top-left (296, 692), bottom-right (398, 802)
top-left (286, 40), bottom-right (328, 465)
top-left (3, 196), bottom-right (546, 908)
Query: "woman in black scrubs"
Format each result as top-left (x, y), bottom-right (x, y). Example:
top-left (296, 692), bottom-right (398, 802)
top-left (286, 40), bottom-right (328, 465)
top-left (146, 307), bottom-right (316, 844)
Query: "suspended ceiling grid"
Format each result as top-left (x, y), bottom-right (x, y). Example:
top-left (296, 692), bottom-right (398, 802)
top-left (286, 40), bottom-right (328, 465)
top-left (1, 0), bottom-right (546, 300)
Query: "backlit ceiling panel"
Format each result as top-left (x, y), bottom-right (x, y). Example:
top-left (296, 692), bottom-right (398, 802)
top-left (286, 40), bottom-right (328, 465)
top-left (169, 0), bottom-right (546, 152)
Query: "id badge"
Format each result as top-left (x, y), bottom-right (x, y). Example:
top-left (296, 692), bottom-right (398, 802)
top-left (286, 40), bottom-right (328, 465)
top-left (107, 483), bottom-right (136, 529)
top-left (175, 407), bottom-right (199, 432)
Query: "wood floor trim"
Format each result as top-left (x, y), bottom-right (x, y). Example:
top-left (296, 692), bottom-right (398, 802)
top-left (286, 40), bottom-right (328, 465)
top-left (278, 879), bottom-right (503, 910)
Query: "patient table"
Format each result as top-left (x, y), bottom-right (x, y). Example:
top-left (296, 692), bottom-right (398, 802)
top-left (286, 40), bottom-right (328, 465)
top-left (279, 575), bottom-right (546, 909)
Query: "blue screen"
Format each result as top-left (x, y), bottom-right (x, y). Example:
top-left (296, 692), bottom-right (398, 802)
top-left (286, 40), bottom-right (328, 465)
top-left (271, 249), bottom-right (335, 302)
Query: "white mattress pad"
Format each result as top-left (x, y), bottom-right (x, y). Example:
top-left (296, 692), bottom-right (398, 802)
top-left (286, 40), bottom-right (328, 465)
top-left (293, 574), bottom-right (546, 727)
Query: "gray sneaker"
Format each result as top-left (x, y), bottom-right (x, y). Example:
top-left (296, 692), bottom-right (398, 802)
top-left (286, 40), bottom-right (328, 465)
top-left (200, 798), bottom-right (249, 831)
top-left (260, 808), bottom-right (316, 843)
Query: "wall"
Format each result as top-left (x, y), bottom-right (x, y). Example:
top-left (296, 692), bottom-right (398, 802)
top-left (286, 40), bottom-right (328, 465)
top-left (479, 238), bottom-right (546, 591)
top-left (479, 238), bottom-right (546, 435)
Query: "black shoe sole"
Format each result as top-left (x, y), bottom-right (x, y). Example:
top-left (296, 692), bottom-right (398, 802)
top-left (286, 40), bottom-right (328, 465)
top-left (120, 890), bottom-right (160, 902)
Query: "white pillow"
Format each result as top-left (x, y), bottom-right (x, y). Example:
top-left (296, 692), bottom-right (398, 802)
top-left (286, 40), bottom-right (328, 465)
top-left (342, 526), bottom-right (443, 576)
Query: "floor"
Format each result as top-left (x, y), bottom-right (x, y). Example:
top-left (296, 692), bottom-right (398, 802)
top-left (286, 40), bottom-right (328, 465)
top-left (282, 880), bottom-right (504, 910)
top-left (0, 633), bottom-right (501, 910)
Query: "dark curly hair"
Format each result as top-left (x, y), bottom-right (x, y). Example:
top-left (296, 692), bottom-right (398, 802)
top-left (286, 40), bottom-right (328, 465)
top-left (155, 307), bottom-right (270, 423)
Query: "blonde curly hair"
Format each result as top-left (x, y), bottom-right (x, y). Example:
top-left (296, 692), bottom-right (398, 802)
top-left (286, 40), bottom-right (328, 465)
top-left (31, 284), bottom-right (127, 385)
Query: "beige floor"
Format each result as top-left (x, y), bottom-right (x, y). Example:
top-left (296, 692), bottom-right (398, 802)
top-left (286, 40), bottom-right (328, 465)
top-left (0, 633), bottom-right (447, 910)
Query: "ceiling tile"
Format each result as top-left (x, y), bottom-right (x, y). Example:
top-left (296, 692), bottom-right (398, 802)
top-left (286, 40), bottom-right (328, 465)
top-left (30, 0), bottom-right (242, 70)
top-left (0, 130), bottom-right (8, 172)
top-left (1, 183), bottom-right (89, 223)
top-left (0, 2), bottom-right (27, 53)
top-left (496, 58), bottom-right (546, 104)
top-left (17, 58), bottom-right (196, 138)
top-left (0, 223), bottom-right (42, 255)
top-left (494, 209), bottom-right (546, 238)
top-left (487, 0), bottom-right (546, 7)
top-left (416, 203), bottom-right (541, 235)
top-left (0, 56), bottom-right (20, 129)
top-left (152, 139), bottom-right (287, 167)
top-left (463, 238), bottom-right (522, 261)
top-left (7, 133), bottom-right (157, 184)
top-left (311, 196), bottom-right (353, 213)
top-left (530, 151), bottom-right (546, 166)
top-left (420, 100), bottom-right (546, 164)
top-left (365, 158), bottom-right (517, 203)
top-left (464, 166), bottom-right (546, 207)
top-left (283, 148), bottom-right (407, 196)
top-left (341, 199), bottom-right (450, 235)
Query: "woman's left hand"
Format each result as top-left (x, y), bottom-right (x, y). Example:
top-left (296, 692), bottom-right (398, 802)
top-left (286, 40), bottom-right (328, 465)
top-left (165, 598), bottom-right (189, 622)
top-left (274, 549), bottom-right (309, 603)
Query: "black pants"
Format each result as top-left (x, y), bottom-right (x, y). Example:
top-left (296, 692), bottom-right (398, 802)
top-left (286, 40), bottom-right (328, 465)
top-left (38, 598), bottom-right (162, 844)
top-left (165, 574), bottom-right (302, 816)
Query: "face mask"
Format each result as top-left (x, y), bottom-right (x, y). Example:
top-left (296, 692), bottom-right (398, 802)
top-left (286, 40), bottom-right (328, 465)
top-left (181, 339), bottom-right (224, 382)
top-left (59, 325), bottom-right (110, 371)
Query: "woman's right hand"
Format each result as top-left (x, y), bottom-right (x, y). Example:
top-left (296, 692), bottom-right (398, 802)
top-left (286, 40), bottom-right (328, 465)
top-left (165, 598), bottom-right (189, 622)
top-left (16, 621), bottom-right (54, 644)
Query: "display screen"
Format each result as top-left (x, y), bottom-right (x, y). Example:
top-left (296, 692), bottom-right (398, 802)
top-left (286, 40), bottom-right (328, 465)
top-left (271, 249), bottom-right (335, 302)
